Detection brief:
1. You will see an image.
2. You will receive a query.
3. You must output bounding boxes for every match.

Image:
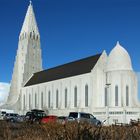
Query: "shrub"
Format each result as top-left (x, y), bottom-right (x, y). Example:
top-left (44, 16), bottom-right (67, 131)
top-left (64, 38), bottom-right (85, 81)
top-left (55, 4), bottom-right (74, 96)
top-left (1, 120), bottom-right (140, 140)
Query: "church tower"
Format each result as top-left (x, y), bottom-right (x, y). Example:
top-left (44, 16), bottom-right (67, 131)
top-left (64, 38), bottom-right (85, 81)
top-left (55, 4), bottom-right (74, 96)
top-left (6, 2), bottom-right (42, 110)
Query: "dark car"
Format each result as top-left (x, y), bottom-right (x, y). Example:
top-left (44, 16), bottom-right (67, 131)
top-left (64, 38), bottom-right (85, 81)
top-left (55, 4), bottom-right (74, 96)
top-left (68, 112), bottom-right (101, 126)
top-left (25, 109), bottom-right (46, 124)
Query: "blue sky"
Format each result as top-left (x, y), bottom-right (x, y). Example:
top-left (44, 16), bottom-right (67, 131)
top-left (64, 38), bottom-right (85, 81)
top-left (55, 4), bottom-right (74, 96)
top-left (0, 0), bottom-right (140, 83)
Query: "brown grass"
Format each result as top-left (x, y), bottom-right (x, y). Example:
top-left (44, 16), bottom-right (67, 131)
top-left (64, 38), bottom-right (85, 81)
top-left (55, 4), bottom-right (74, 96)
top-left (0, 120), bottom-right (140, 140)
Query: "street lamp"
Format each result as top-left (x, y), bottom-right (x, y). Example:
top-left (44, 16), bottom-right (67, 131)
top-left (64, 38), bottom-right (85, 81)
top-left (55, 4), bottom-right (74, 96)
top-left (105, 84), bottom-right (111, 125)
top-left (105, 72), bottom-right (111, 125)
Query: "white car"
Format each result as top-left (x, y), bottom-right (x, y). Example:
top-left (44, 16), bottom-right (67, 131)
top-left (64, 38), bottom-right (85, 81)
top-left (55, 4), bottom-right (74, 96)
top-left (68, 112), bottom-right (101, 126)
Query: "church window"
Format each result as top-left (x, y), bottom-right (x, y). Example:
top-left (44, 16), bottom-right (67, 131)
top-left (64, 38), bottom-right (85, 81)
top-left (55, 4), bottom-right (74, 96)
top-left (115, 85), bottom-right (118, 106)
top-left (29, 94), bottom-right (31, 109)
top-left (23, 94), bottom-right (26, 109)
top-left (41, 92), bottom-right (43, 108)
top-left (85, 85), bottom-right (88, 107)
top-left (65, 88), bottom-right (67, 108)
top-left (48, 91), bottom-right (51, 108)
top-left (74, 86), bottom-right (77, 107)
top-left (30, 32), bottom-right (32, 38)
top-left (35, 93), bottom-right (37, 108)
top-left (36, 35), bottom-right (38, 40)
top-left (105, 87), bottom-right (108, 106)
top-left (126, 86), bottom-right (129, 106)
top-left (56, 90), bottom-right (59, 108)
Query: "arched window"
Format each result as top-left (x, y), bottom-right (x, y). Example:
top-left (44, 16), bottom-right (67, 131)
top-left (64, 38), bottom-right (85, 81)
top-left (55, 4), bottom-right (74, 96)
top-left (105, 87), bottom-right (108, 106)
top-left (23, 94), bottom-right (26, 109)
top-left (36, 35), bottom-right (38, 40)
top-left (29, 94), bottom-right (31, 109)
top-left (126, 86), bottom-right (129, 106)
top-left (74, 86), bottom-right (77, 107)
top-left (115, 85), bottom-right (118, 106)
top-left (41, 92), bottom-right (43, 108)
top-left (48, 91), bottom-right (51, 108)
top-left (85, 85), bottom-right (88, 107)
top-left (65, 88), bottom-right (67, 108)
top-left (56, 90), bottom-right (59, 108)
top-left (35, 93), bottom-right (37, 108)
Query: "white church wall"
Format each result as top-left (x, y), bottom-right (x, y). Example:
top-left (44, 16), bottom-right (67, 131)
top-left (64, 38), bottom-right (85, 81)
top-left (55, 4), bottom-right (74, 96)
top-left (21, 72), bottom-right (92, 116)
top-left (48, 73), bottom-right (91, 115)
top-left (21, 51), bottom-right (108, 116)
top-left (131, 72), bottom-right (139, 106)
top-left (107, 71), bottom-right (122, 107)
top-left (91, 51), bottom-right (107, 108)
top-left (61, 80), bottom-right (71, 109)
top-left (108, 70), bottom-right (138, 108)
top-left (93, 106), bottom-right (140, 124)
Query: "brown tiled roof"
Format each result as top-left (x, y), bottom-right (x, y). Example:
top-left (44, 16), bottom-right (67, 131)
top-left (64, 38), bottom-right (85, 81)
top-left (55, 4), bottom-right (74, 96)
top-left (24, 53), bottom-right (101, 87)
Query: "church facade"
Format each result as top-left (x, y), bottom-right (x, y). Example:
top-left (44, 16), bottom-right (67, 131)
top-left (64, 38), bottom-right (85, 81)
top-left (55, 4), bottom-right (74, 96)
top-left (5, 3), bottom-right (140, 125)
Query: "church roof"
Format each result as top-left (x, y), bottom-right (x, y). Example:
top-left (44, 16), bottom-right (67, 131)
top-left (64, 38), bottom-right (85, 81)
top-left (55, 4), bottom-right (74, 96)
top-left (24, 53), bottom-right (101, 87)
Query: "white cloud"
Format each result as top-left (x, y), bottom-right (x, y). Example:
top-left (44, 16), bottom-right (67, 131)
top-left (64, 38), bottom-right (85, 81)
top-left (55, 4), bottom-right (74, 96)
top-left (0, 82), bottom-right (10, 105)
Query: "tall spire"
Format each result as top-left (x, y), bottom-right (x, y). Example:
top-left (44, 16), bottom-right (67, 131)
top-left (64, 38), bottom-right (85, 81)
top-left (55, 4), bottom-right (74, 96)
top-left (30, 0), bottom-right (32, 5)
top-left (20, 1), bottom-right (39, 36)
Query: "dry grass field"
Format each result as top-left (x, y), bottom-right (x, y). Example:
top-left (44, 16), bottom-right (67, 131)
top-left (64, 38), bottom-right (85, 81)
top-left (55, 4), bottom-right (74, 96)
top-left (0, 120), bottom-right (140, 140)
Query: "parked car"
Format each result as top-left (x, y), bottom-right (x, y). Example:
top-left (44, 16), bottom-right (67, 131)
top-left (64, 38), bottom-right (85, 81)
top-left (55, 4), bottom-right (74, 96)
top-left (0, 111), bottom-right (6, 120)
top-left (41, 115), bottom-right (57, 124)
top-left (0, 109), bottom-right (14, 120)
top-left (25, 109), bottom-right (46, 124)
top-left (3, 113), bottom-right (20, 122)
top-left (57, 116), bottom-right (67, 124)
top-left (68, 112), bottom-right (101, 126)
top-left (17, 115), bottom-right (26, 122)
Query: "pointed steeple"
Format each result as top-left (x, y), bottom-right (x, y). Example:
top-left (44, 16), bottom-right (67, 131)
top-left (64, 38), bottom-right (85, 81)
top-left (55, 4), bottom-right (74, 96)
top-left (4, 1), bottom-right (42, 112)
top-left (20, 1), bottom-right (39, 36)
top-left (115, 41), bottom-right (122, 49)
top-left (30, 0), bottom-right (32, 5)
top-left (116, 41), bottom-right (120, 46)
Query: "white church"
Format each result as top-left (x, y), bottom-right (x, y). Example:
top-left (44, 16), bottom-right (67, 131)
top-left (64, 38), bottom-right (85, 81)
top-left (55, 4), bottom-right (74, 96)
top-left (2, 2), bottom-right (140, 125)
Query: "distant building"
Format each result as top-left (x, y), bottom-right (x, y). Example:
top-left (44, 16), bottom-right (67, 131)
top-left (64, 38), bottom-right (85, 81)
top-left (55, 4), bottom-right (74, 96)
top-left (3, 2), bottom-right (140, 124)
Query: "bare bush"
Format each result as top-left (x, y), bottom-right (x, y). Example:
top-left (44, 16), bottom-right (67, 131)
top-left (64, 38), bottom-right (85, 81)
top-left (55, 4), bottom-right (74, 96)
top-left (1, 120), bottom-right (140, 140)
